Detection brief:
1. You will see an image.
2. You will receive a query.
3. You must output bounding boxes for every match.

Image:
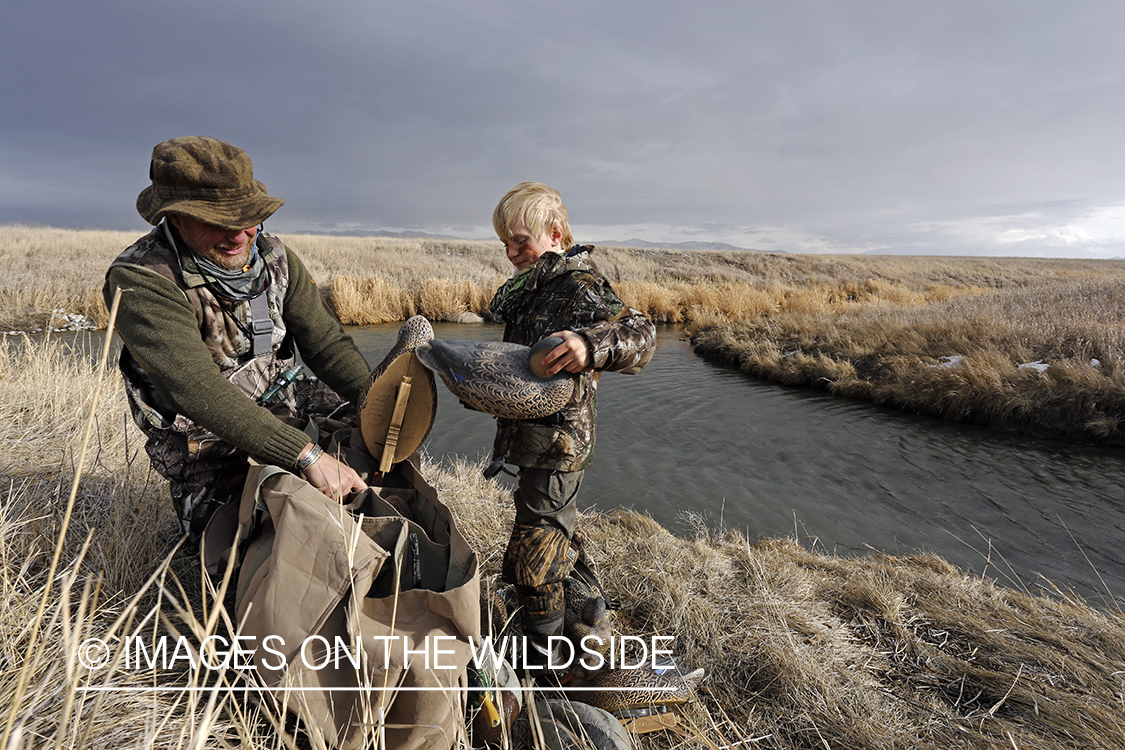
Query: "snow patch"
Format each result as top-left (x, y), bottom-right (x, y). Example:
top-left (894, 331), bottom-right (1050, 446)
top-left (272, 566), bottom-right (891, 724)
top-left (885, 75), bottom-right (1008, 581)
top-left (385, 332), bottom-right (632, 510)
top-left (1018, 361), bottom-right (1050, 373)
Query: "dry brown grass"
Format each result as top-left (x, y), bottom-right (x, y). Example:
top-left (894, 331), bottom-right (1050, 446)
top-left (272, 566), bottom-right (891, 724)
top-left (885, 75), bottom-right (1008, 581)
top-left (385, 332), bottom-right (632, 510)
top-left (0, 331), bottom-right (233, 749)
top-left (691, 275), bottom-right (1125, 444)
top-left (435, 455), bottom-right (1125, 750)
top-left (0, 225), bottom-right (131, 331)
top-left (7, 332), bottom-right (1125, 749)
top-left (9, 220), bottom-right (1125, 443)
top-left (6, 222), bottom-right (1122, 323)
top-left (0, 225), bottom-right (518, 328)
top-left (10, 220), bottom-right (1125, 442)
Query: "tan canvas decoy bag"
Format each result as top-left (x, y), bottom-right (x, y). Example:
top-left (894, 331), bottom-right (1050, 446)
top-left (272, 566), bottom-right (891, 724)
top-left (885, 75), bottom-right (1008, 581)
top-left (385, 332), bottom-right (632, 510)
top-left (233, 454), bottom-right (481, 750)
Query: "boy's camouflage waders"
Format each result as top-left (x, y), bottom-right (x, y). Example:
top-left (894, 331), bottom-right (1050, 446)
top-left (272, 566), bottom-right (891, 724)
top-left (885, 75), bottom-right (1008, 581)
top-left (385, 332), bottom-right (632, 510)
top-left (489, 246), bottom-right (655, 648)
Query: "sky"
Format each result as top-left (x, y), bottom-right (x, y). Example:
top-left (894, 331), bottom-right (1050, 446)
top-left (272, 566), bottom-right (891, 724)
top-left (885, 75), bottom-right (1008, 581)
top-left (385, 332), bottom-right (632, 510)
top-left (3, 1), bottom-right (1125, 257)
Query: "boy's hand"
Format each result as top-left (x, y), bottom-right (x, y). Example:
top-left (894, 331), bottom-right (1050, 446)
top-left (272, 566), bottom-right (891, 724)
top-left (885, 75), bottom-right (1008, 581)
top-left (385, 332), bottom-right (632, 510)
top-left (542, 330), bottom-right (591, 375)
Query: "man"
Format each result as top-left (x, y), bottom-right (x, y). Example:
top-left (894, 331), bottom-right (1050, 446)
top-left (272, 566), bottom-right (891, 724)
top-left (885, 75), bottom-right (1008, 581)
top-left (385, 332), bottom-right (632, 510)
top-left (105, 136), bottom-right (368, 550)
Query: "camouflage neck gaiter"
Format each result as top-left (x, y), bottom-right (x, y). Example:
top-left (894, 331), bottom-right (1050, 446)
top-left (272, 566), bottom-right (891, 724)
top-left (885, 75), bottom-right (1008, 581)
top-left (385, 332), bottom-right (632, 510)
top-left (192, 245), bottom-right (269, 300)
top-left (165, 221), bottom-right (270, 301)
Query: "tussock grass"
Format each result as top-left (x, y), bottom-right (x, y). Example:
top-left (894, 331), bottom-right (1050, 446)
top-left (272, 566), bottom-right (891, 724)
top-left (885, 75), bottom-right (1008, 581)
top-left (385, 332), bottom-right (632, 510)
top-left (328, 274), bottom-right (413, 324)
top-left (4, 334), bottom-right (1125, 748)
top-left (434, 455), bottom-right (1125, 750)
top-left (8, 221), bottom-right (1125, 439)
top-left (692, 276), bottom-right (1125, 444)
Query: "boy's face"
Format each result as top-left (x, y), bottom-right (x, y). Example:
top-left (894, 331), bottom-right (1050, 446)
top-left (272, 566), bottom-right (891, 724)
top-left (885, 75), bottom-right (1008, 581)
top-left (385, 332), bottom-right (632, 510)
top-left (503, 220), bottom-right (561, 271)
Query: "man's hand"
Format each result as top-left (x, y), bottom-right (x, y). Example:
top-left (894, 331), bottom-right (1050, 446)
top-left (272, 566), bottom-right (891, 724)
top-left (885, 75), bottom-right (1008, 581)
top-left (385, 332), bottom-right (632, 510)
top-left (299, 444), bottom-right (367, 501)
top-left (541, 330), bottom-right (591, 375)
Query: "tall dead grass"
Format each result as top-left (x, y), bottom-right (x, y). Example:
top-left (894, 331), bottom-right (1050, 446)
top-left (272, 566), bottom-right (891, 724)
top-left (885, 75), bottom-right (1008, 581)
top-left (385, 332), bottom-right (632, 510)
top-left (692, 276), bottom-right (1125, 444)
top-left (327, 275), bottom-right (503, 324)
top-left (10, 224), bottom-right (1121, 328)
top-left (0, 226), bottom-right (129, 331)
top-left (0, 330), bottom-right (240, 748)
top-left (8, 222), bottom-right (1125, 441)
top-left (433, 456), bottom-right (1125, 750)
top-left (4, 333), bottom-right (1125, 749)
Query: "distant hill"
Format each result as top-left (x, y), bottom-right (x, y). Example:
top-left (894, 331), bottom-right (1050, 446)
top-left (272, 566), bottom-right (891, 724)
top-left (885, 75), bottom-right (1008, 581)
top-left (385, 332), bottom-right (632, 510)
top-left (294, 229), bottom-right (466, 240)
top-left (594, 238), bottom-right (758, 252)
top-left (286, 228), bottom-right (762, 252)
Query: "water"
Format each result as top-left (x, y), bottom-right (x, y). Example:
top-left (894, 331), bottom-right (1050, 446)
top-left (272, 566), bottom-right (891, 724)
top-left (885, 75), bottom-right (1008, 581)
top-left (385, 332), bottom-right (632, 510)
top-left (52, 323), bottom-right (1123, 602)
top-left (352, 322), bottom-right (1125, 604)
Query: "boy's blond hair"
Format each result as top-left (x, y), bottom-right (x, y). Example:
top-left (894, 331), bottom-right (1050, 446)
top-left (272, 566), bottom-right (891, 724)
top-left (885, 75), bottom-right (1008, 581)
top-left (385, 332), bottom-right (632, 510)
top-left (493, 182), bottom-right (575, 250)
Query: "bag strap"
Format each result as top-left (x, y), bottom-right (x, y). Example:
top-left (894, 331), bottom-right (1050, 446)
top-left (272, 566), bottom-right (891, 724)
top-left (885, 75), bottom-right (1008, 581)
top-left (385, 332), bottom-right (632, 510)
top-left (247, 292), bottom-right (274, 356)
top-left (300, 416), bottom-right (321, 445)
top-left (236, 463), bottom-right (290, 541)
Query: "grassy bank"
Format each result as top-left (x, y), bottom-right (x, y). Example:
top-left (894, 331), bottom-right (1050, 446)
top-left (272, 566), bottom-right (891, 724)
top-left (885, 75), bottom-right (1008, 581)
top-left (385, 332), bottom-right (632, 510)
top-left (4, 332), bottom-right (1125, 749)
top-left (6, 223), bottom-right (1125, 442)
top-left (10, 223), bottom-right (1125, 326)
top-left (688, 275), bottom-right (1125, 444)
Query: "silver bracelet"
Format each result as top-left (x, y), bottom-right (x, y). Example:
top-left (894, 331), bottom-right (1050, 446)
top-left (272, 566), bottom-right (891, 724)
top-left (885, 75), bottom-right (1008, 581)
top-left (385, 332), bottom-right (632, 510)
top-left (296, 444), bottom-right (324, 472)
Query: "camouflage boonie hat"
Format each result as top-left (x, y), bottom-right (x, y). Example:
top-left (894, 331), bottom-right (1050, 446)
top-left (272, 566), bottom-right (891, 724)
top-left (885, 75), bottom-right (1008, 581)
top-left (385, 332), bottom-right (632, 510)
top-left (136, 136), bottom-right (284, 230)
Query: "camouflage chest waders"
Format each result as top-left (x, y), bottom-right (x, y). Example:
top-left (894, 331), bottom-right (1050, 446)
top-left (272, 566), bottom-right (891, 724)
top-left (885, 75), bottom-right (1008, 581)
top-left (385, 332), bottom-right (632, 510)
top-left (113, 229), bottom-right (350, 544)
top-left (488, 247), bottom-right (655, 655)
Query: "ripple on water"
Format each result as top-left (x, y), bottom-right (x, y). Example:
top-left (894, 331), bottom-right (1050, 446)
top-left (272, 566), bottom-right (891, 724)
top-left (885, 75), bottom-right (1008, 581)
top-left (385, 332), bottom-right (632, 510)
top-left (350, 322), bottom-right (1125, 601)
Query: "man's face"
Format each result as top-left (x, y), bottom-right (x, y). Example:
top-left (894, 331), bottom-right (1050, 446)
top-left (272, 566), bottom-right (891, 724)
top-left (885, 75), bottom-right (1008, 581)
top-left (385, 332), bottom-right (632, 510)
top-left (170, 215), bottom-right (258, 271)
top-left (503, 220), bottom-right (560, 271)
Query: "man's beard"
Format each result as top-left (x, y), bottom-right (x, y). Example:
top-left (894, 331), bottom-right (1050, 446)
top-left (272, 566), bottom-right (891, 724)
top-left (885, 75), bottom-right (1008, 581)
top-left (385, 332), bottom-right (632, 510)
top-left (202, 240), bottom-right (253, 270)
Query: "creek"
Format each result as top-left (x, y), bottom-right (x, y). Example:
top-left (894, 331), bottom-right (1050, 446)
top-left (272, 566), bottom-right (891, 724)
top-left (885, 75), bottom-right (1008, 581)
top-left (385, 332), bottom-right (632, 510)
top-left (352, 322), bottom-right (1125, 604)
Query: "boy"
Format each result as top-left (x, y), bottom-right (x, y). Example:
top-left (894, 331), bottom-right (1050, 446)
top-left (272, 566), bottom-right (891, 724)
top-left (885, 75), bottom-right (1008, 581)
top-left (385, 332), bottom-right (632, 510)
top-left (488, 182), bottom-right (656, 665)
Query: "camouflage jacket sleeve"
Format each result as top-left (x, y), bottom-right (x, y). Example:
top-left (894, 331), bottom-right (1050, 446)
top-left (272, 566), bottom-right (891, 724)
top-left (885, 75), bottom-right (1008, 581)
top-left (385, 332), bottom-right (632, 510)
top-left (559, 265), bottom-right (655, 375)
top-left (577, 305), bottom-right (655, 374)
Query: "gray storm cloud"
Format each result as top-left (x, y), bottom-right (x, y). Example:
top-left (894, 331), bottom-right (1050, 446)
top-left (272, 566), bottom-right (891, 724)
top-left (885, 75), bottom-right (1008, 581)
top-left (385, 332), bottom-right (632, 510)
top-left (2, 0), bottom-right (1124, 256)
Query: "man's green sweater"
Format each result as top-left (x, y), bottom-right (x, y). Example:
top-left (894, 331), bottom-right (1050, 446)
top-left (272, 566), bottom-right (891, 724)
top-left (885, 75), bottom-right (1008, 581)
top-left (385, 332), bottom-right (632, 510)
top-left (104, 240), bottom-right (369, 471)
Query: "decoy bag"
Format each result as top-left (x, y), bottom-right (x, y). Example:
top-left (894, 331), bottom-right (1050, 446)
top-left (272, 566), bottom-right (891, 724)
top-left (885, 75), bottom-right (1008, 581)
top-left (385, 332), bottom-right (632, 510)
top-left (233, 457), bottom-right (481, 750)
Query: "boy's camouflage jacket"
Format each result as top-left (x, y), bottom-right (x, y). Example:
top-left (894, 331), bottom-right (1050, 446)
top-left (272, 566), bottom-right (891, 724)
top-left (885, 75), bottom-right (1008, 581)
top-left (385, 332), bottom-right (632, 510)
top-left (489, 246), bottom-right (656, 471)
